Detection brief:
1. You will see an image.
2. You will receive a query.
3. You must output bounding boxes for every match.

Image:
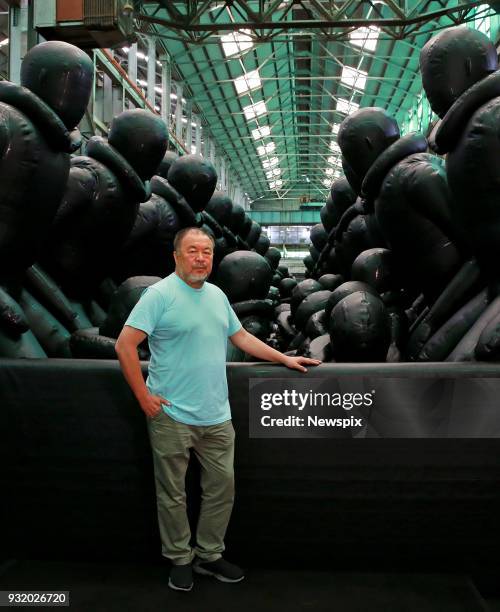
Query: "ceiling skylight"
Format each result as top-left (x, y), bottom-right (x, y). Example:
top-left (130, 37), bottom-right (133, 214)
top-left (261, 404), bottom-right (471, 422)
top-left (269, 179), bottom-right (283, 189)
top-left (221, 30), bottom-right (254, 57)
top-left (262, 156), bottom-right (279, 169)
top-left (341, 66), bottom-right (368, 91)
top-left (336, 99), bottom-right (360, 115)
top-left (243, 100), bottom-right (267, 121)
top-left (252, 125), bottom-right (271, 139)
top-left (349, 26), bottom-right (380, 52)
top-left (257, 142), bottom-right (276, 156)
top-left (234, 69), bottom-right (262, 95)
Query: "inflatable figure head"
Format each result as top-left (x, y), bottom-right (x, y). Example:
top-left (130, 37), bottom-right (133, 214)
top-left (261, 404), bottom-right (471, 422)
top-left (329, 291), bottom-right (391, 362)
top-left (420, 27), bottom-right (498, 118)
top-left (101, 276), bottom-right (161, 338)
top-left (205, 191), bottom-right (234, 226)
top-left (338, 108), bottom-right (400, 186)
top-left (351, 248), bottom-right (394, 295)
top-left (227, 202), bottom-right (246, 235)
top-left (21, 40), bottom-right (93, 130)
top-left (156, 151), bottom-right (179, 179)
top-left (168, 154), bottom-right (217, 212)
top-left (108, 109), bottom-right (168, 182)
top-left (216, 250), bottom-right (273, 302)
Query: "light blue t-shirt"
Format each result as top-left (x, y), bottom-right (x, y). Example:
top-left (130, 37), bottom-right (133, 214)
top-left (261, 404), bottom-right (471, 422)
top-left (125, 273), bottom-right (242, 426)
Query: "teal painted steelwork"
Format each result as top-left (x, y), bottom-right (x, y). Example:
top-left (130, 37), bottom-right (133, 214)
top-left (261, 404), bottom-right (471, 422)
top-left (249, 210), bottom-right (321, 225)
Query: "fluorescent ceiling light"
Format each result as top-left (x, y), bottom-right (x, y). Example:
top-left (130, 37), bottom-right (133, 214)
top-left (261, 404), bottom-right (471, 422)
top-left (341, 66), bottom-right (368, 91)
top-left (336, 99), bottom-right (360, 115)
top-left (252, 125), bottom-right (271, 139)
top-left (325, 168), bottom-right (334, 176)
top-left (275, 179), bottom-right (283, 187)
top-left (234, 69), bottom-right (262, 95)
top-left (191, 145), bottom-right (197, 154)
top-left (257, 142), bottom-right (276, 156)
top-left (221, 30), bottom-right (253, 57)
top-left (269, 181), bottom-right (276, 189)
top-left (323, 178), bottom-right (332, 187)
top-left (273, 167), bottom-right (281, 176)
top-left (243, 100), bottom-right (267, 121)
top-left (349, 26), bottom-right (380, 52)
top-left (329, 141), bottom-right (341, 153)
top-left (266, 169), bottom-right (274, 179)
top-left (327, 155), bottom-right (340, 165)
top-left (262, 156), bottom-right (279, 169)
top-left (331, 123), bottom-right (340, 134)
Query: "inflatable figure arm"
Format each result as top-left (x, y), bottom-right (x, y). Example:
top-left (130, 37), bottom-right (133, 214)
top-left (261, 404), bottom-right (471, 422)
top-left (52, 164), bottom-right (96, 228)
top-left (406, 157), bottom-right (463, 246)
top-left (407, 259), bottom-right (482, 359)
top-left (0, 286), bottom-right (29, 335)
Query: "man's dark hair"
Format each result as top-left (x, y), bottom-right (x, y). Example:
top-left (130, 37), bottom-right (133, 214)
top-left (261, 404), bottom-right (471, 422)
top-left (173, 227), bottom-right (215, 252)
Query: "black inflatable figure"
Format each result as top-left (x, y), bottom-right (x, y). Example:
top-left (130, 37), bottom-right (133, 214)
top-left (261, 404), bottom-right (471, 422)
top-left (70, 276), bottom-right (158, 359)
top-left (351, 248), bottom-right (408, 361)
top-left (168, 154), bottom-right (217, 213)
top-left (0, 40), bottom-right (93, 357)
top-left (41, 109), bottom-right (168, 301)
top-left (419, 27), bottom-right (500, 361)
top-left (329, 291), bottom-right (391, 362)
top-left (216, 250), bottom-right (274, 347)
top-left (321, 179), bottom-right (356, 237)
top-left (338, 107), bottom-right (462, 308)
top-left (113, 152), bottom-right (185, 282)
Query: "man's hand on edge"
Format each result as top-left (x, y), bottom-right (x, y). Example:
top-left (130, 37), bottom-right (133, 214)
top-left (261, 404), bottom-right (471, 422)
top-left (283, 356), bottom-right (322, 373)
top-left (140, 393), bottom-right (171, 418)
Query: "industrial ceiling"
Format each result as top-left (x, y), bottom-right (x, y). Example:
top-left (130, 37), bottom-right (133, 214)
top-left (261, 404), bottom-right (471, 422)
top-left (130, 1), bottom-right (498, 206)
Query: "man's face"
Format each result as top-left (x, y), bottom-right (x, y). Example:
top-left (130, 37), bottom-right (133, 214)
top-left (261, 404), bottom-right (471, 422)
top-left (174, 232), bottom-right (214, 284)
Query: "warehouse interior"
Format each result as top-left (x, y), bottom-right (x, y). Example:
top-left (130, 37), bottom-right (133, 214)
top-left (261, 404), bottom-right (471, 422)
top-left (2, 1), bottom-right (500, 610)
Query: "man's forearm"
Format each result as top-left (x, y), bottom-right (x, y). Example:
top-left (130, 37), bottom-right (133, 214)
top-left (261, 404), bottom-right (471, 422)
top-left (235, 331), bottom-right (288, 364)
top-left (116, 343), bottom-right (150, 403)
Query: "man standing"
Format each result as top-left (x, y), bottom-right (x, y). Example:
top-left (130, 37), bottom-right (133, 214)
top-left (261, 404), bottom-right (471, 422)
top-left (116, 227), bottom-right (320, 592)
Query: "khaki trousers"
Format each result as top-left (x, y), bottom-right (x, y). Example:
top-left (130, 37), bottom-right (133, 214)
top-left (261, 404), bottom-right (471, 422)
top-left (147, 410), bottom-right (235, 565)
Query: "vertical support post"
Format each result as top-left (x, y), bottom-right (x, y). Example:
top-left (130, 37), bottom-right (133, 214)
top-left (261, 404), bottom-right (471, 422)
top-left (160, 53), bottom-right (171, 130)
top-left (128, 43), bottom-right (137, 85)
top-left (203, 135), bottom-right (211, 159)
top-left (209, 139), bottom-right (216, 164)
top-left (185, 100), bottom-right (192, 152)
top-left (102, 73), bottom-right (113, 125)
top-left (175, 83), bottom-right (183, 142)
top-left (8, 3), bottom-right (24, 84)
top-left (220, 158), bottom-right (226, 191)
top-left (195, 117), bottom-right (202, 155)
top-left (27, 0), bottom-right (38, 50)
top-left (147, 35), bottom-right (156, 108)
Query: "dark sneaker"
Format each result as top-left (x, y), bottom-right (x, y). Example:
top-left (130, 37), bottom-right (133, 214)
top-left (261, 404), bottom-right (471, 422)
top-left (168, 563), bottom-right (193, 591)
top-left (193, 558), bottom-right (245, 583)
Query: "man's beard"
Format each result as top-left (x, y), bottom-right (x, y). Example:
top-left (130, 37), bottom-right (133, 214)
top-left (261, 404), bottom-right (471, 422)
top-left (186, 271), bottom-right (209, 283)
